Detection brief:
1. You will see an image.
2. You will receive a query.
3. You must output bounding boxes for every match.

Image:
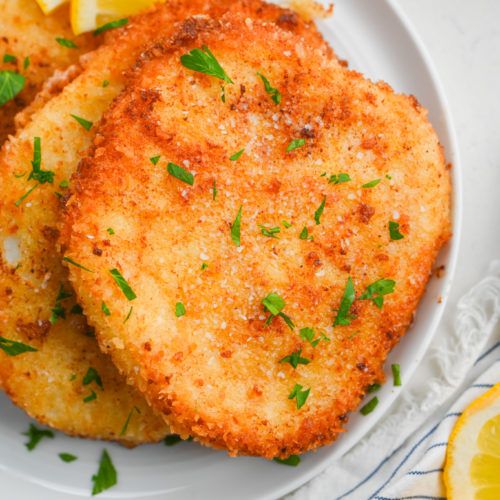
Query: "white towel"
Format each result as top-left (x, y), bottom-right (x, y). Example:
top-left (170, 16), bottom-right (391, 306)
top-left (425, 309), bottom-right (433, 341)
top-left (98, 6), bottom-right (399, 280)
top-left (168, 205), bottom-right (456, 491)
top-left (290, 261), bottom-right (500, 500)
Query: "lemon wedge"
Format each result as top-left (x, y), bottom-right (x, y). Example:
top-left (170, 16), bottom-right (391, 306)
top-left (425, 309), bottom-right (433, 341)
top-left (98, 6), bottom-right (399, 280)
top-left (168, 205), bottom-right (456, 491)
top-left (34, 0), bottom-right (68, 15)
top-left (71, 0), bottom-right (159, 35)
top-left (444, 382), bottom-right (500, 499)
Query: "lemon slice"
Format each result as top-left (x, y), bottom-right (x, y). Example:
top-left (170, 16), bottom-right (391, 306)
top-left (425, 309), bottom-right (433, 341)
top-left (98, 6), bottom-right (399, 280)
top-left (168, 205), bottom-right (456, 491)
top-left (34, 0), bottom-right (68, 15)
top-left (71, 0), bottom-right (159, 35)
top-left (444, 382), bottom-right (500, 499)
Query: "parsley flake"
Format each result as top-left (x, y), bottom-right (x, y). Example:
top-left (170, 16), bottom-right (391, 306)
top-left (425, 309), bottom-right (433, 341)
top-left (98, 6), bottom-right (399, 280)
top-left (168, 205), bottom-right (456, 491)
top-left (299, 327), bottom-right (329, 347)
top-left (201, 262), bottom-right (209, 270)
top-left (3, 54), bottom-right (17, 63)
top-left (0, 70), bottom-right (25, 106)
top-left (360, 396), bottom-right (379, 415)
top-left (109, 268), bottom-right (136, 301)
top-left (274, 455), bottom-right (301, 466)
top-left (101, 302), bottom-right (111, 316)
top-left (167, 162), bottom-right (194, 185)
top-left (279, 349), bottom-right (310, 369)
top-left (56, 37), bottom-right (78, 49)
top-left (123, 306), bottom-right (133, 323)
top-left (359, 278), bottom-right (395, 308)
top-left (257, 72), bottom-right (282, 105)
top-left (106, 227), bottom-right (115, 235)
top-left (175, 302), bottom-right (186, 317)
top-left (180, 45), bottom-right (233, 84)
top-left (389, 221), bottom-right (404, 240)
top-left (91, 449), bottom-right (118, 495)
top-left (262, 293), bottom-right (294, 330)
top-left (102, 80), bottom-right (110, 88)
top-left (150, 155), bottom-right (161, 165)
top-left (71, 304), bottom-right (83, 314)
top-left (314, 196), bottom-right (326, 225)
top-left (14, 184), bottom-right (38, 207)
top-left (59, 453), bottom-right (78, 463)
top-left (63, 256), bottom-right (94, 273)
top-left (299, 226), bottom-right (312, 241)
top-left (230, 205), bottom-right (242, 246)
top-left (286, 138), bottom-right (306, 153)
top-left (59, 179), bottom-right (69, 188)
top-left (23, 57), bottom-right (30, 70)
top-left (259, 225), bottom-right (280, 238)
top-left (164, 434), bottom-right (185, 446)
top-left (94, 18), bottom-right (128, 36)
top-left (362, 178), bottom-right (381, 189)
top-left (230, 148), bottom-right (245, 161)
top-left (120, 406), bottom-right (140, 436)
top-left (50, 284), bottom-right (72, 324)
top-left (0, 336), bottom-right (37, 356)
top-left (23, 424), bottom-right (54, 451)
top-left (333, 277), bottom-right (356, 326)
top-left (70, 114), bottom-right (93, 131)
top-left (212, 179), bottom-right (217, 200)
top-left (367, 383), bottom-right (381, 393)
top-left (83, 390), bottom-right (97, 403)
top-left (325, 172), bottom-right (351, 185)
top-left (288, 383), bottom-right (310, 409)
top-left (28, 137), bottom-right (54, 184)
top-left (83, 367), bottom-right (103, 389)
top-left (392, 363), bottom-right (402, 386)
top-left (282, 220), bottom-right (292, 228)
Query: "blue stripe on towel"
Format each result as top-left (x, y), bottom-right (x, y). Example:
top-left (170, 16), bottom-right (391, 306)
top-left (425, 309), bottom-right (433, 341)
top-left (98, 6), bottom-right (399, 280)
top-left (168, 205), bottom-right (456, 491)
top-left (474, 341), bottom-right (500, 365)
top-left (406, 468), bottom-right (443, 476)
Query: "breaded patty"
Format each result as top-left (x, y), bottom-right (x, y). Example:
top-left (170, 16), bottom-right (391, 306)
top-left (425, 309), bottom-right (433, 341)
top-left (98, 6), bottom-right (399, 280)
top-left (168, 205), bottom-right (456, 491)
top-left (0, 1), bottom-right (326, 444)
top-left (62, 14), bottom-right (451, 458)
top-left (0, 0), bottom-right (96, 144)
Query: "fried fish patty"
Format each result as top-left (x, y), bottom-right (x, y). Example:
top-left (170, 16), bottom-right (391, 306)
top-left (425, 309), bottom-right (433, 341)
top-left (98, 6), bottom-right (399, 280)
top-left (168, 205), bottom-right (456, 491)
top-left (0, 0), bottom-right (96, 144)
top-left (0, 1), bottom-right (326, 444)
top-left (62, 13), bottom-right (451, 458)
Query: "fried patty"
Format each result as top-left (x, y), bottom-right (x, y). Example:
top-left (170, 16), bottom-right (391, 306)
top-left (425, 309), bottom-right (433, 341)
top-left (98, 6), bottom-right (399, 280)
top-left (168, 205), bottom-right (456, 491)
top-left (62, 13), bottom-right (451, 458)
top-left (0, 1), bottom-right (327, 445)
top-left (0, 0), bottom-right (96, 145)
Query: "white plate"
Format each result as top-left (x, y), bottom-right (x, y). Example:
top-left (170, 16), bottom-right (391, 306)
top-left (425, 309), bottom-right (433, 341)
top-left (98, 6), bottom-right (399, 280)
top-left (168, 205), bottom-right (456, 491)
top-left (0, 0), bottom-right (461, 498)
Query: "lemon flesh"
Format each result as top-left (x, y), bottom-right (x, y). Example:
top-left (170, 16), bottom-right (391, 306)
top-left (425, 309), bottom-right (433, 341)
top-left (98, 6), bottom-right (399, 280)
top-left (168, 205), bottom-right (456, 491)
top-left (34, 0), bottom-right (68, 14)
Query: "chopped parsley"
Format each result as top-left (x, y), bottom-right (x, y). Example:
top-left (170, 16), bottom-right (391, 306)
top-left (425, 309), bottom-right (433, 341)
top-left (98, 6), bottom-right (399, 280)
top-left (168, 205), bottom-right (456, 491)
top-left (392, 363), bottom-right (402, 386)
top-left (167, 162), bottom-right (194, 185)
top-left (220, 85), bottom-right (226, 103)
top-left (230, 205), bottom-right (242, 246)
top-left (299, 327), bottom-right (329, 347)
top-left (389, 221), bottom-right (404, 240)
top-left (367, 383), bottom-right (381, 393)
top-left (150, 155), bottom-right (161, 165)
top-left (63, 256), bottom-right (94, 273)
top-left (279, 349), bottom-right (310, 369)
top-left (15, 184), bottom-right (38, 207)
top-left (23, 57), bottom-right (30, 70)
top-left (212, 179), bottom-right (217, 200)
top-left (274, 455), bottom-right (301, 466)
top-left (101, 302), bottom-right (111, 316)
top-left (55, 37), bottom-right (78, 49)
top-left (360, 397), bottom-right (379, 415)
top-left (0, 70), bottom-right (25, 106)
top-left (286, 138), bottom-right (306, 153)
top-left (28, 137), bottom-right (54, 184)
top-left (83, 367), bottom-right (103, 389)
top-left (314, 196), bottom-right (326, 225)
top-left (123, 306), bottom-right (133, 323)
top-left (299, 226), bottom-right (312, 241)
top-left (333, 277), bottom-right (356, 326)
top-left (59, 179), bottom-right (69, 188)
top-left (94, 18), bottom-right (128, 36)
top-left (91, 449), bottom-right (118, 495)
top-left (3, 54), bottom-right (16, 63)
top-left (282, 220), bottom-right (292, 228)
top-left (23, 424), bottom-right (54, 451)
top-left (0, 336), bottom-right (37, 356)
top-left (175, 302), bottom-right (186, 317)
top-left (70, 114), bottom-right (93, 131)
top-left (362, 178), bottom-right (381, 189)
top-left (59, 453), bottom-right (78, 463)
top-left (323, 172), bottom-right (351, 185)
top-left (164, 434), bottom-right (183, 446)
top-left (288, 383), bottom-right (310, 409)
top-left (50, 285), bottom-right (72, 324)
top-left (69, 373), bottom-right (77, 381)
top-left (259, 224), bottom-right (280, 238)
top-left (262, 293), bottom-right (294, 330)
top-left (359, 278), bottom-right (395, 308)
top-left (120, 406), bottom-right (140, 436)
top-left (102, 80), bottom-right (110, 88)
top-left (201, 262), bottom-right (209, 270)
top-left (180, 45), bottom-right (233, 83)
top-left (109, 268), bottom-right (136, 301)
top-left (71, 304), bottom-right (83, 314)
top-left (230, 148), bottom-right (245, 161)
top-left (83, 390), bottom-right (97, 403)
top-left (257, 72), bottom-right (281, 105)
top-left (106, 227), bottom-right (115, 235)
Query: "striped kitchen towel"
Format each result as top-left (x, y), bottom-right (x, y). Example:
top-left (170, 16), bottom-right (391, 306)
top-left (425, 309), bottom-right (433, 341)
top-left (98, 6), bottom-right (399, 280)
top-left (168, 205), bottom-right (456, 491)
top-left (291, 261), bottom-right (500, 500)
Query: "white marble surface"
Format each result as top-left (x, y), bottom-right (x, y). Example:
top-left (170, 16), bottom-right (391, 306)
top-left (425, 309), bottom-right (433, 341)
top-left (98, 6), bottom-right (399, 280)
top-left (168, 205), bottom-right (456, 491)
top-left (2, 1), bottom-right (499, 497)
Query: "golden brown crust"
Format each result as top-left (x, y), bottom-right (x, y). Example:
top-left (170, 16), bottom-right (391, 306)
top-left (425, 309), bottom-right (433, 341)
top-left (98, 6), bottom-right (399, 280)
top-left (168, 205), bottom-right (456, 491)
top-left (63, 13), bottom-right (451, 458)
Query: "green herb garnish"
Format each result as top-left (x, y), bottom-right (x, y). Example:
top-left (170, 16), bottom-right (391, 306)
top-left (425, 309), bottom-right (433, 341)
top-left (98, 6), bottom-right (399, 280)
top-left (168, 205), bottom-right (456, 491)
top-left (175, 302), bottom-right (186, 317)
top-left (71, 304), bottom-right (83, 314)
top-left (299, 226), bottom-right (312, 241)
top-left (259, 225), bottom-right (280, 238)
top-left (120, 406), bottom-right (140, 436)
top-left (230, 149), bottom-right (245, 161)
top-left (359, 278), bottom-right (395, 308)
top-left (314, 196), bottom-right (326, 225)
top-left (0, 70), bottom-right (25, 106)
top-left (14, 184), bottom-right (38, 207)
top-left (101, 302), bottom-right (111, 316)
top-left (83, 367), bottom-right (103, 389)
top-left (50, 284), bottom-right (72, 324)
top-left (91, 449), bottom-right (118, 495)
top-left (360, 397), bottom-right (379, 415)
top-left (201, 262), bottom-right (209, 270)
top-left (212, 179), bottom-right (217, 200)
top-left (59, 179), bottom-right (69, 188)
top-left (299, 327), bottom-right (329, 347)
top-left (262, 293), bottom-right (294, 330)
top-left (333, 277), bottom-right (356, 326)
top-left (282, 220), bottom-right (292, 228)
top-left (322, 172), bottom-right (351, 185)
top-left (109, 268), bottom-right (136, 301)
top-left (70, 114), bottom-right (93, 131)
top-left (257, 72), bottom-right (281, 104)
top-left (55, 37), bottom-right (78, 48)
top-left (167, 162), bottom-right (194, 185)
top-left (164, 434), bottom-right (183, 446)
top-left (389, 221), bottom-right (404, 240)
top-left (0, 336), bottom-right (37, 356)
top-left (23, 424), bottom-right (54, 451)
top-left (367, 383), bottom-right (381, 393)
top-left (83, 390), bottom-right (97, 403)
top-left (288, 383), bottom-right (310, 409)
top-left (392, 363), bottom-right (402, 386)
top-left (94, 18), bottom-right (128, 36)
top-left (279, 349), bottom-right (310, 369)
top-left (23, 57), bottom-right (30, 70)
top-left (274, 455), bottom-right (301, 466)
top-left (59, 453), bottom-right (78, 463)
top-left (150, 155), bottom-right (161, 165)
top-left (286, 138), bottom-right (306, 153)
top-left (63, 256), bottom-right (94, 273)
top-left (362, 178), bottom-right (381, 189)
top-left (230, 205), bottom-right (242, 246)
top-left (3, 54), bottom-right (16, 63)
top-left (123, 306), bottom-right (133, 323)
top-left (180, 45), bottom-right (233, 83)
top-left (28, 137), bottom-right (54, 184)
top-left (102, 80), bottom-right (110, 88)
top-left (106, 227), bottom-right (115, 235)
